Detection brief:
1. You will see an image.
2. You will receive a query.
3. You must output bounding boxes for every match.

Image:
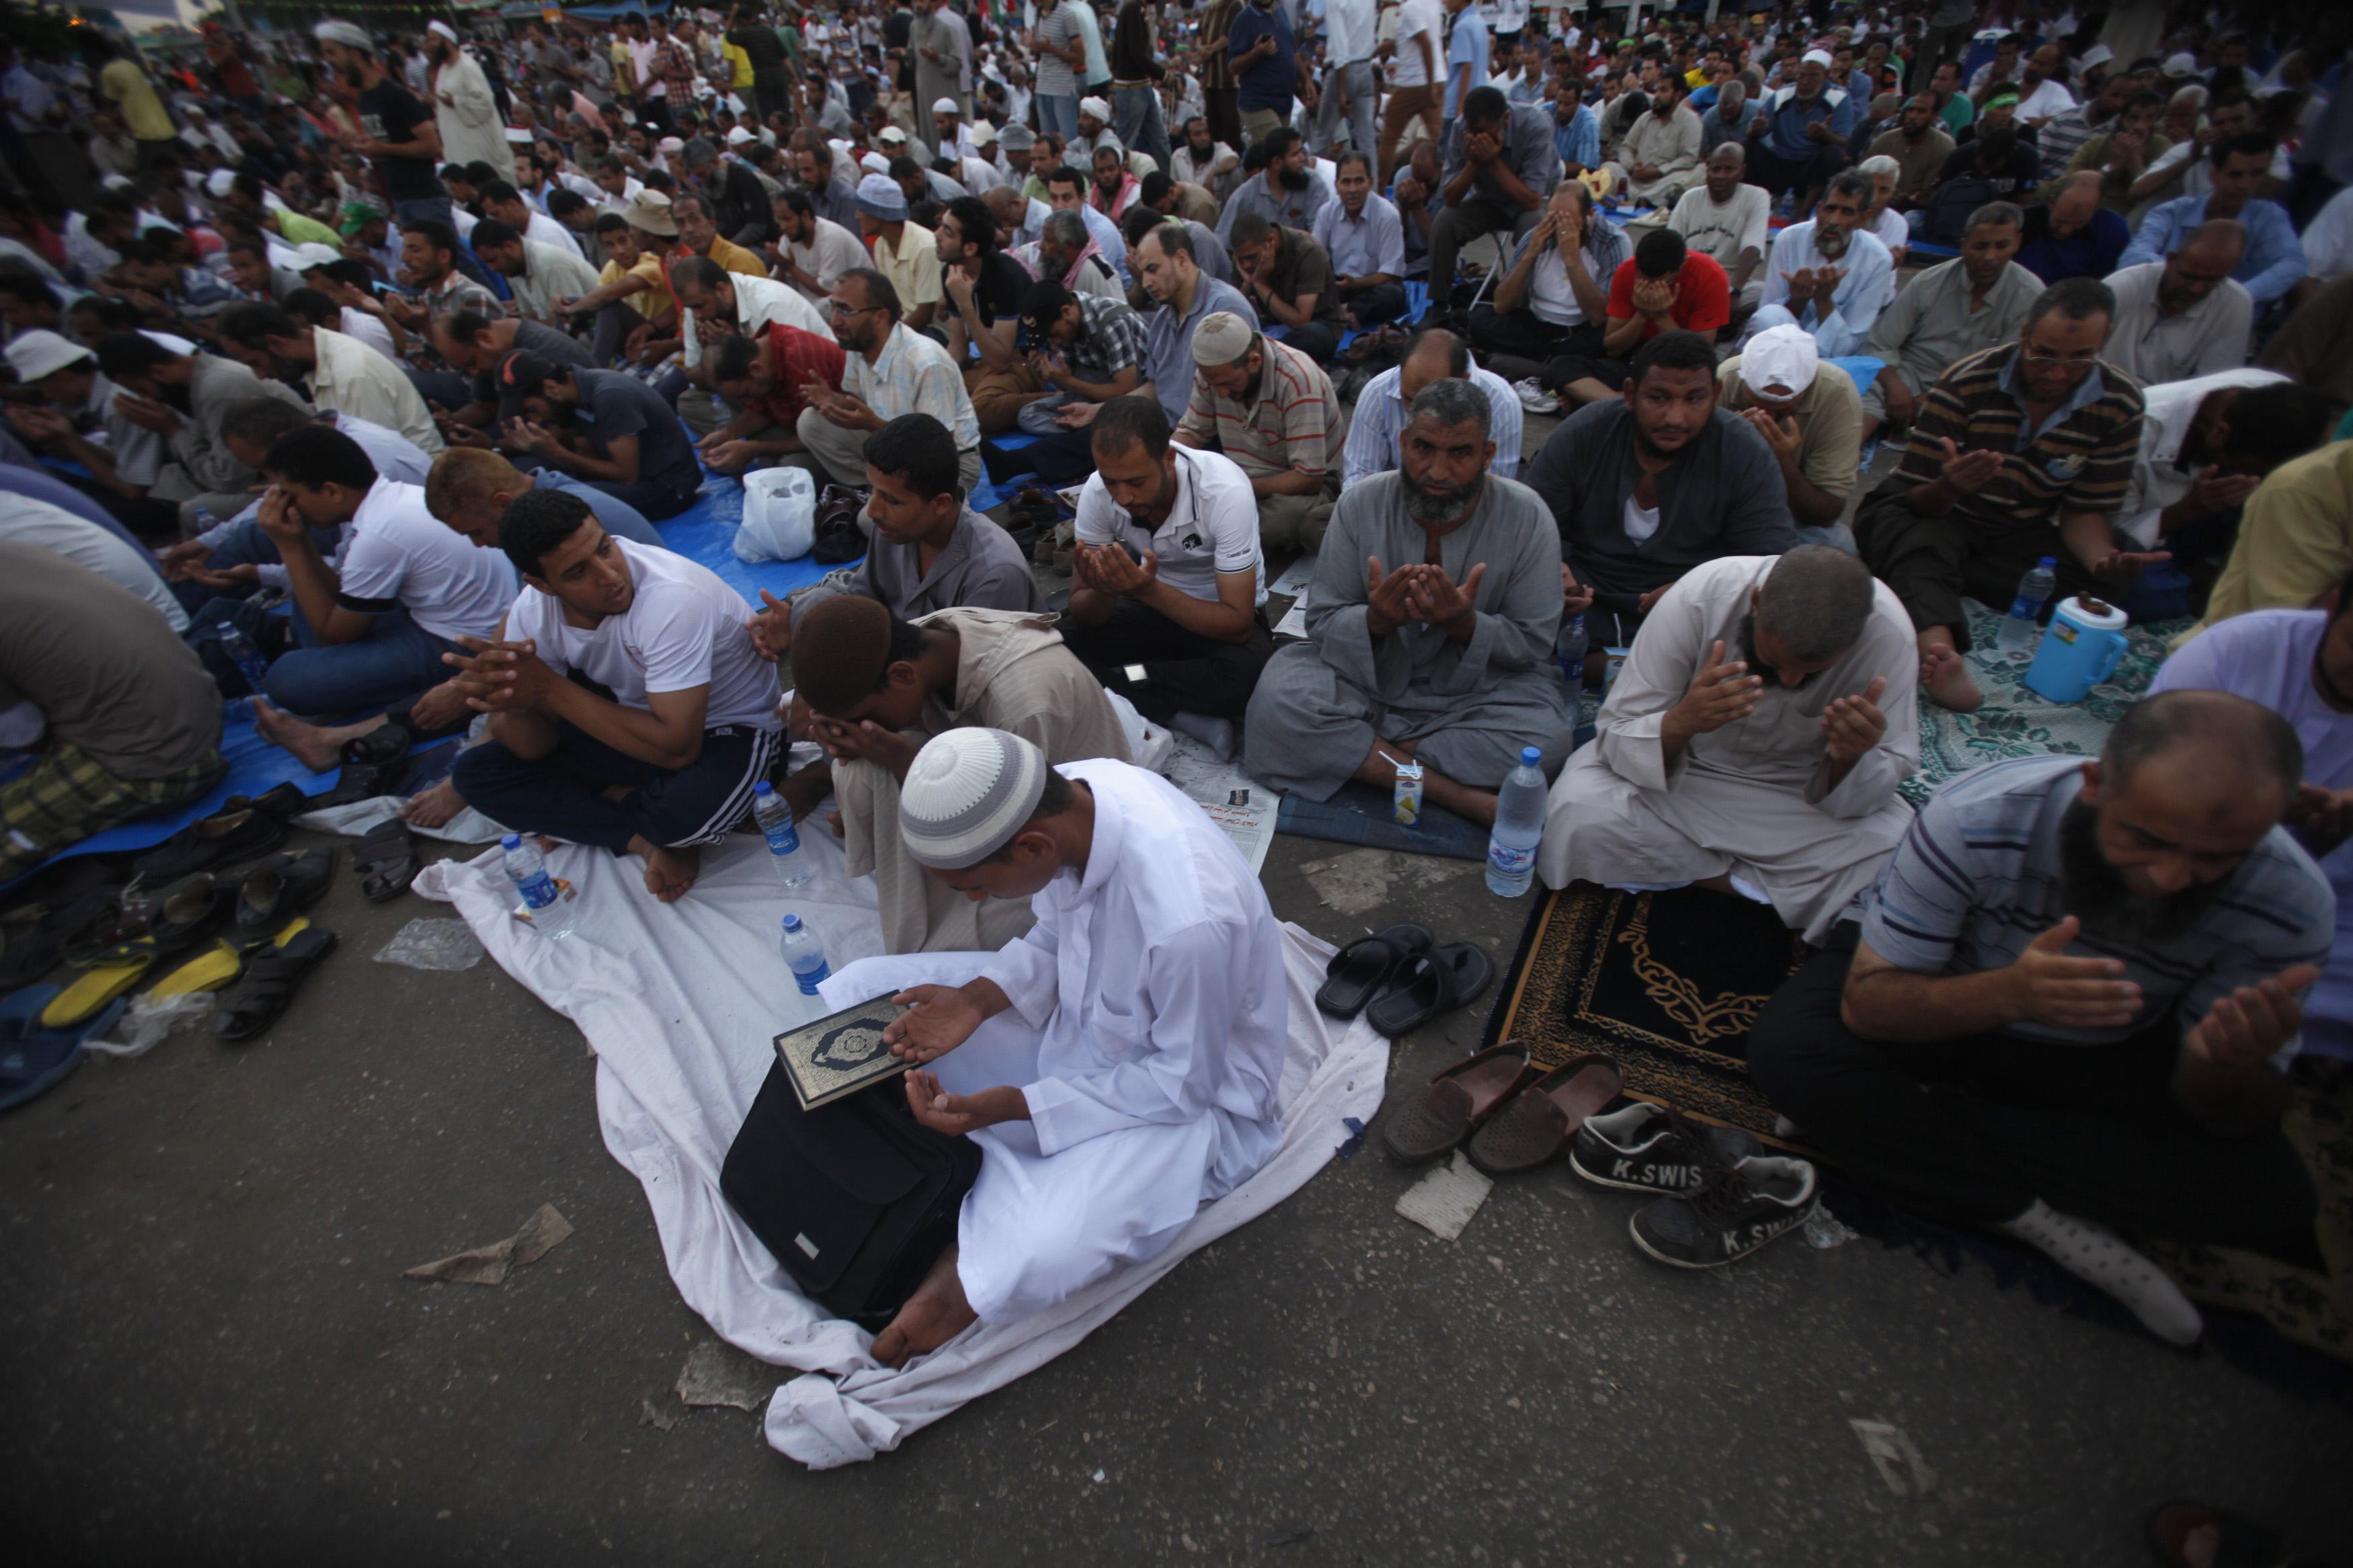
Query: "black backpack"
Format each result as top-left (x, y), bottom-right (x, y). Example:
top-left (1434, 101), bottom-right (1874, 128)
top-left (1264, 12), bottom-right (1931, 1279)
top-left (720, 1060), bottom-right (982, 1327)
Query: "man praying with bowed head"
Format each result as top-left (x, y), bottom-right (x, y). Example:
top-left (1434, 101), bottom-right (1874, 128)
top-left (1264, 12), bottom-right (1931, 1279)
top-left (1244, 379), bottom-right (1574, 828)
top-left (844, 728), bottom-right (1287, 1366)
top-left (1749, 693), bottom-right (2332, 1348)
top-left (1538, 548), bottom-right (1919, 944)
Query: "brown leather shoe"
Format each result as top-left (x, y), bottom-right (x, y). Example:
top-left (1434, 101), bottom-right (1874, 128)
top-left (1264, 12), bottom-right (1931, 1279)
top-left (1381, 1043), bottom-right (1536, 1164)
top-left (1466, 1055), bottom-right (1625, 1177)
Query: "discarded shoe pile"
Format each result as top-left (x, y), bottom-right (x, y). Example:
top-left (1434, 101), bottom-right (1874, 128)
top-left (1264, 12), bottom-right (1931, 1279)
top-left (0, 786), bottom-right (348, 1104)
top-left (1382, 1042), bottom-right (1822, 1270)
top-left (1316, 922), bottom-right (1495, 1040)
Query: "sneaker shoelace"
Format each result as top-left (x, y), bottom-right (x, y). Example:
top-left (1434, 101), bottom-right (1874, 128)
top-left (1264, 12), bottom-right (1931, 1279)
top-left (1663, 1108), bottom-right (1738, 1175)
top-left (1679, 1163), bottom-right (1759, 1227)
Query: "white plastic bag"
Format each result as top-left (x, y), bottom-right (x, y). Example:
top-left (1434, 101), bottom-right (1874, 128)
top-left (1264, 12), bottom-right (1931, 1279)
top-left (734, 466), bottom-right (817, 563)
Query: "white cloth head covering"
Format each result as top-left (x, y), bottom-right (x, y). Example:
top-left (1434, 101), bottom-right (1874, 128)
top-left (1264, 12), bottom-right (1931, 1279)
top-left (856, 171), bottom-right (909, 220)
top-left (2162, 52), bottom-right (2198, 78)
top-left (878, 124), bottom-right (910, 145)
top-left (932, 96), bottom-right (960, 116)
top-left (206, 168), bottom-right (238, 198)
top-left (1740, 323), bottom-right (1821, 399)
top-left (900, 729), bottom-right (1049, 869)
top-left (313, 19), bottom-right (373, 49)
top-left (1080, 95), bottom-right (1111, 122)
top-left (292, 243), bottom-right (345, 270)
top-left (1192, 311), bottom-right (1256, 367)
top-left (861, 150), bottom-right (893, 175)
top-left (426, 20), bottom-right (459, 43)
top-left (4, 329), bottom-right (91, 384)
top-left (1800, 48), bottom-right (1835, 69)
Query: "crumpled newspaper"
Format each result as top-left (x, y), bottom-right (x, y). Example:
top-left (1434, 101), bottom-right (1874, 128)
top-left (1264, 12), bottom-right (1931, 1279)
top-left (403, 1204), bottom-right (573, 1286)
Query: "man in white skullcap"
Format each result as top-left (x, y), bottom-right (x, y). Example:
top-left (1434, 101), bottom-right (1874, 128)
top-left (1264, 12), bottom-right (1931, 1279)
top-left (423, 19), bottom-right (515, 185)
top-left (1536, 546), bottom-right (1919, 944)
top-left (912, 0), bottom-right (972, 159)
top-left (1714, 323), bottom-right (1866, 535)
top-left (843, 727), bottom-right (1287, 1366)
top-left (1071, 95), bottom-right (1125, 167)
top-left (930, 95), bottom-right (981, 163)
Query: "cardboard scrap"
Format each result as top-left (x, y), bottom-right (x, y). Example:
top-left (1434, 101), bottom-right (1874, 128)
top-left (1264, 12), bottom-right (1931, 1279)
top-left (402, 1204), bottom-right (574, 1286)
top-left (1394, 1153), bottom-right (1493, 1241)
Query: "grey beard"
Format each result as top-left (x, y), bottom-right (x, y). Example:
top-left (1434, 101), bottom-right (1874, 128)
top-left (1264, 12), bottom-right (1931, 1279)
top-left (1405, 475), bottom-right (1484, 526)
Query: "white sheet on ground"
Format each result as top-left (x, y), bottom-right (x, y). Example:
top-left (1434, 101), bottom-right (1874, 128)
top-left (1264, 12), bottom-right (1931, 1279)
top-left (296, 794), bottom-right (509, 844)
top-left (411, 831), bottom-right (1386, 1468)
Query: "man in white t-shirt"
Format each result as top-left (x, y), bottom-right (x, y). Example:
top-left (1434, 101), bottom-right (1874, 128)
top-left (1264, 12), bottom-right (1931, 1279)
top-left (1669, 144), bottom-right (1771, 313)
top-left (449, 486), bottom-right (782, 903)
top-left (1378, 0), bottom-right (1446, 185)
top-left (1059, 395), bottom-right (1272, 755)
top-left (248, 423), bottom-right (516, 719)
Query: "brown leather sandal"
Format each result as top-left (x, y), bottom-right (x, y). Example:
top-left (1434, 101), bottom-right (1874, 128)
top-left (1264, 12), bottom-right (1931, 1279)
top-left (1381, 1043), bottom-right (1536, 1164)
top-left (1466, 1055), bottom-right (1626, 1177)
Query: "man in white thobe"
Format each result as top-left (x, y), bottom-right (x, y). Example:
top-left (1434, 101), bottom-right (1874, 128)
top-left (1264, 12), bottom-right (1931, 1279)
top-left (424, 25), bottom-right (515, 184)
top-left (849, 729), bottom-right (1287, 1366)
top-left (1538, 548), bottom-right (1920, 944)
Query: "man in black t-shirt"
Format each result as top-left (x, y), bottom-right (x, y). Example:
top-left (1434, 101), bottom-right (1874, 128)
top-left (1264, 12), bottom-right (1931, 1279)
top-left (934, 196), bottom-right (1047, 433)
top-left (311, 21), bottom-right (497, 290)
top-left (727, 7), bottom-right (794, 123)
top-left (495, 351), bottom-right (705, 520)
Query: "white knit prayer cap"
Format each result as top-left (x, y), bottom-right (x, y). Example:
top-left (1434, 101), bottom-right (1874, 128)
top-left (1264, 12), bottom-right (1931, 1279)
top-left (900, 729), bottom-right (1050, 870)
top-left (313, 19), bottom-right (373, 50)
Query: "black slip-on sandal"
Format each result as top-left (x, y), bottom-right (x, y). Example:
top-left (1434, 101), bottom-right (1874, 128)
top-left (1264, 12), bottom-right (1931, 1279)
top-left (352, 819), bottom-right (417, 903)
top-left (1365, 942), bottom-right (1496, 1040)
top-left (233, 850), bottom-right (338, 946)
top-left (211, 926), bottom-right (339, 1042)
top-left (1316, 922), bottom-right (1435, 1018)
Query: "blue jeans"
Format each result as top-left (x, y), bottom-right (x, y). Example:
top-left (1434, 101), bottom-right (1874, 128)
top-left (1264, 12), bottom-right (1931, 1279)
top-left (1113, 83), bottom-right (1172, 175)
top-left (1036, 92), bottom-right (1081, 141)
top-left (392, 194), bottom-right (498, 292)
top-left (264, 603), bottom-right (463, 719)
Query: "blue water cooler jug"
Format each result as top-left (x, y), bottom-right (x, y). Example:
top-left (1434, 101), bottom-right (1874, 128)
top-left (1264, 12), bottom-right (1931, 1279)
top-left (2022, 595), bottom-right (2130, 703)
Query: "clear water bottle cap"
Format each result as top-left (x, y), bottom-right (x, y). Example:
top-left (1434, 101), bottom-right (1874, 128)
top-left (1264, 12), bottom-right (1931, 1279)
top-left (501, 833), bottom-right (521, 849)
top-left (781, 913), bottom-right (802, 932)
top-left (1521, 746), bottom-right (1542, 766)
top-left (754, 780), bottom-right (774, 796)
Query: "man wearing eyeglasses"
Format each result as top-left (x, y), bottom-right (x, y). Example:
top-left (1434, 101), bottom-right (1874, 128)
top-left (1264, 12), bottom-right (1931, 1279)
top-left (1853, 276), bottom-right (2152, 714)
top-left (796, 267), bottom-right (985, 499)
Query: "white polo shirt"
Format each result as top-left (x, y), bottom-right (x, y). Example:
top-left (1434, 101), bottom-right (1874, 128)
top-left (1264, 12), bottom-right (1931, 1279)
top-left (501, 538), bottom-right (781, 731)
top-left (1074, 445), bottom-right (1266, 606)
top-left (335, 475), bottom-right (516, 643)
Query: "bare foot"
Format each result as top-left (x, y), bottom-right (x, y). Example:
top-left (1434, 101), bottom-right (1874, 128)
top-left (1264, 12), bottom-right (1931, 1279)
top-left (399, 778), bottom-right (463, 829)
top-left (1919, 646), bottom-right (1983, 712)
top-left (639, 841), bottom-right (701, 903)
top-left (253, 699), bottom-right (387, 773)
top-left (869, 1245), bottom-right (977, 1368)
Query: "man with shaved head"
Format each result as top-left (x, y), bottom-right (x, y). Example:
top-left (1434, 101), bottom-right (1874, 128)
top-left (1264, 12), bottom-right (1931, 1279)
top-left (2014, 170), bottom-right (2128, 284)
top-left (1538, 546), bottom-right (1919, 941)
top-left (2102, 220), bottom-right (2254, 385)
top-left (1751, 690), bottom-right (2332, 1348)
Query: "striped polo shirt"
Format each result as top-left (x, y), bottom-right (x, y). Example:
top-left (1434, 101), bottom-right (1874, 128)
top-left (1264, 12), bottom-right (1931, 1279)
top-left (1889, 342), bottom-right (2145, 530)
top-left (1859, 756), bottom-right (2334, 1057)
top-left (1174, 332), bottom-right (1345, 482)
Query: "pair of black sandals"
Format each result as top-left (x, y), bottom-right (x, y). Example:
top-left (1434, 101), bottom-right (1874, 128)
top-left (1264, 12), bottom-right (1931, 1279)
top-left (1314, 923), bottom-right (1494, 1038)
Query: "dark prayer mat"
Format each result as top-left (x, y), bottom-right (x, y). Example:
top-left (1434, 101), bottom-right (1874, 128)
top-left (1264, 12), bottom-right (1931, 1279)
top-left (1477, 880), bottom-right (1810, 1143)
top-left (1275, 783), bottom-right (1493, 863)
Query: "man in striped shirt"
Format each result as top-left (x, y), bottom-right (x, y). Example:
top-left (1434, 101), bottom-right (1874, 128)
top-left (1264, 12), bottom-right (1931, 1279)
top-left (1750, 693), bottom-right (2331, 1346)
top-left (1174, 311), bottom-right (1344, 554)
top-left (1852, 277), bottom-right (2151, 713)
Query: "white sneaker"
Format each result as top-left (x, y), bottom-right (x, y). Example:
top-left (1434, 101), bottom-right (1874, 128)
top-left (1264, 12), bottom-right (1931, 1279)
top-left (1515, 377), bottom-right (1560, 414)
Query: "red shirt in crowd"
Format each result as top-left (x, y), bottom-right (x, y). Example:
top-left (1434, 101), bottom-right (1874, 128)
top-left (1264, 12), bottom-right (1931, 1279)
top-left (1606, 250), bottom-right (1732, 341)
top-left (750, 321), bottom-right (848, 429)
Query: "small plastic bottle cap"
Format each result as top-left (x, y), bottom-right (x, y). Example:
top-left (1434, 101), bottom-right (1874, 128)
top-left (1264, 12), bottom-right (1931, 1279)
top-left (754, 780), bottom-right (775, 796)
top-left (1521, 746), bottom-right (1542, 766)
top-left (501, 833), bottom-right (521, 850)
top-left (781, 913), bottom-right (801, 932)
top-left (2037, 556), bottom-right (2057, 567)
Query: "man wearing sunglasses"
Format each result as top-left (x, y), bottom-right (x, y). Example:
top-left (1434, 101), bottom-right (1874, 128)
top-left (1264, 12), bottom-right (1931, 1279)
top-left (1854, 276), bottom-right (2152, 714)
top-left (795, 267), bottom-right (984, 497)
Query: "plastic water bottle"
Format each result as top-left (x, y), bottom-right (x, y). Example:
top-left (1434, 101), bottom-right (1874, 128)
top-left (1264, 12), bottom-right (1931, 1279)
top-left (191, 505), bottom-right (219, 536)
top-left (780, 912), bottom-right (829, 995)
top-left (1484, 746), bottom-right (1548, 898)
top-left (217, 623), bottom-right (271, 692)
top-left (1997, 556), bottom-right (2059, 652)
top-left (1554, 613), bottom-right (1587, 704)
top-left (751, 780), bottom-right (813, 890)
top-left (502, 833), bottom-right (577, 938)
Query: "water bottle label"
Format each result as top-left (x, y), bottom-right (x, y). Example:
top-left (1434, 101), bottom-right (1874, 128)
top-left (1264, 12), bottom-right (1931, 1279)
top-left (520, 872), bottom-right (561, 910)
top-left (765, 819), bottom-right (801, 856)
top-left (1487, 842), bottom-right (1536, 878)
top-left (2007, 595), bottom-right (2042, 620)
top-left (793, 960), bottom-right (830, 995)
